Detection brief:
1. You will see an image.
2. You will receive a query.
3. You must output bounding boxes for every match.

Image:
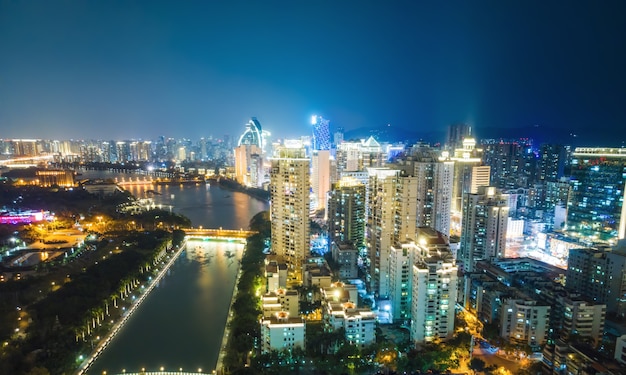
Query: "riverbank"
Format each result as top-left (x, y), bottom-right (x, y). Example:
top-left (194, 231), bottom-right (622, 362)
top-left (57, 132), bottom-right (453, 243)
top-left (76, 240), bottom-right (187, 375)
top-left (212, 177), bottom-right (270, 202)
top-left (215, 242), bottom-right (245, 375)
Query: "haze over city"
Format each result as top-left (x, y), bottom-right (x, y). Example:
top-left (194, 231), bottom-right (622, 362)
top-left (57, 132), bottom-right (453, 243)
top-left (1, 1), bottom-right (625, 143)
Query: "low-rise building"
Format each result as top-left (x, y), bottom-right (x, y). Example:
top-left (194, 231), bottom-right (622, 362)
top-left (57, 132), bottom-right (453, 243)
top-left (262, 288), bottom-right (299, 318)
top-left (260, 311), bottom-right (305, 353)
top-left (331, 241), bottom-right (359, 279)
top-left (500, 298), bottom-right (550, 346)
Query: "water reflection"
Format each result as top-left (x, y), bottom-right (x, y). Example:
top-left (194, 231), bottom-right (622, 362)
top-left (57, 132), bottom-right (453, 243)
top-left (87, 240), bottom-right (244, 374)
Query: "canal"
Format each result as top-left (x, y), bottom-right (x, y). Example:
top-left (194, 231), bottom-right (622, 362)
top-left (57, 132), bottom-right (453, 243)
top-left (82, 172), bottom-right (269, 374)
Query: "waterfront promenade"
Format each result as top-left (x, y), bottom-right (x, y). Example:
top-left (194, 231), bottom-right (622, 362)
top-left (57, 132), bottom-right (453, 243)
top-left (76, 241), bottom-right (187, 375)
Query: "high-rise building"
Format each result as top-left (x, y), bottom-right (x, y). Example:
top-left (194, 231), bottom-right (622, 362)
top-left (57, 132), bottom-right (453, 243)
top-left (566, 147), bottom-right (626, 244)
top-left (311, 115), bottom-right (331, 151)
top-left (238, 117), bottom-right (264, 149)
top-left (566, 244), bottom-right (626, 316)
top-left (539, 144), bottom-right (570, 182)
top-left (442, 138), bottom-right (489, 214)
top-left (410, 233), bottom-right (458, 344)
top-left (327, 177), bottom-right (366, 248)
top-left (311, 150), bottom-right (331, 212)
top-left (482, 140), bottom-right (537, 189)
top-left (367, 168), bottom-right (417, 298)
top-left (458, 186), bottom-right (509, 273)
top-left (335, 137), bottom-right (386, 177)
top-left (234, 118), bottom-right (266, 187)
top-left (270, 141), bottom-right (310, 280)
top-left (446, 122), bottom-right (472, 151)
top-left (395, 143), bottom-right (454, 238)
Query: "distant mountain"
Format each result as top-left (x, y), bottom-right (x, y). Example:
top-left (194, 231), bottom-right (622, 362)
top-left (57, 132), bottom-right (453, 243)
top-left (474, 125), bottom-right (624, 147)
top-left (343, 124), bottom-right (624, 147)
top-left (343, 126), bottom-right (444, 144)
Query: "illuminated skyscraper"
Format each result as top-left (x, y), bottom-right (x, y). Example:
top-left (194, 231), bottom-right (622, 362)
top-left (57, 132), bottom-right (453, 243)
top-left (270, 140), bottom-right (310, 280)
top-left (367, 168), bottom-right (418, 298)
top-left (235, 118), bottom-right (266, 187)
top-left (395, 143), bottom-right (454, 238)
top-left (410, 232), bottom-right (458, 344)
top-left (238, 117), bottom-right (264, 149)
top-left (311, 115), bottom-right (331, 151)
top-left (327, 177), bottom-right (366, 247)
top-left (566, 147), bottom-right (626, 244)
top-left (311, 149), bottom-right (331, 212)
top-left (458, 186), bottom-right (509, 273)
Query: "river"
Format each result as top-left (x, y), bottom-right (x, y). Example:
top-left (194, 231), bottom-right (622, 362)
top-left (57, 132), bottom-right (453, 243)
top-left (80, 171), bottom-right (269, 374)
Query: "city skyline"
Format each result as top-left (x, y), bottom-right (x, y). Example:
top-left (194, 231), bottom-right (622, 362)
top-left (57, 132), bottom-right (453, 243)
top-left (1, 1), bottom-right (625, 144)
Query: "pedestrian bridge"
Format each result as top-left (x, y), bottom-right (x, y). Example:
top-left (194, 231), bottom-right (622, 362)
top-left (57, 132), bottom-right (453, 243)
top-left (183, 227), bottom-right (257, 241)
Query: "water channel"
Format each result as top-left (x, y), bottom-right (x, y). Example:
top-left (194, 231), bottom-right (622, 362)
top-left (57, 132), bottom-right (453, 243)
top-left (81, 171), bottom-right (269, 374)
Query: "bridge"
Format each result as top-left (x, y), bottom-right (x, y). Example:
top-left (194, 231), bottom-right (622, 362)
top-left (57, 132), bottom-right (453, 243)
top-left (109, 372), bottom-right (213, 375)
top-left (183, 227), bottom-right (257, 241)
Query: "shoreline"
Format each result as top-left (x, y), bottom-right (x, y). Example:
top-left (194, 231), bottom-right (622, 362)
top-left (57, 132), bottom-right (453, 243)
top-left (76, 240), bottom-right (187, 375)
top-left (214, 240), bottom-right (245, 375)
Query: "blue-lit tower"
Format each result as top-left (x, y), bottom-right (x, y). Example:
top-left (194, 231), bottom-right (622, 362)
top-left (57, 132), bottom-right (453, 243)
top-left (311, 115), bottom-right (331, 151)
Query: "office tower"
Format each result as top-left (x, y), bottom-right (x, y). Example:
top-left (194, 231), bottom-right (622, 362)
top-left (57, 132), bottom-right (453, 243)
top-left (234, 118), bottom-right (266, 187)
top-left (410, 232), bottom-right (458, 344)
top-left (311, 115), bottom-right (331, 151)
top-left (395, 143), bottom-right (454, 238)
top-left (443, 138), bottom-right (489, 214)
top-left (482, 140), bottom-right (537, 189)
top-left (311, 150), bottom-right (331, 212)
top-left (335, 137), bottom-right (386, 176)
top-left (566, 245), bottom-right (626, 316)
top-left (539, 144), bottom-right (569, 182)
top-left (458, 186), bottom-right (509, 273)
top-left (446, 122), bottom-right (472, 151)
top-left (327, 177), bottom-right (366, 247)
top-left (333, 127), bottom-right (344, 148)
top-left (566, 147), bottom-right (626, 244)
top-left (128, 140), bottom-right (152, 161)
top-left (367, 168), bottom-right (417, 298)
top-left (270, 141), bottom-right (310, 280)
top-left (238, 117), bottom-right (264, 149)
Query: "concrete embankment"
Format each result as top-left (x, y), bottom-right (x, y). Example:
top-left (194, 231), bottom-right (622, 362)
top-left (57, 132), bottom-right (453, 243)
top-left (76, 240), bottom-right (187, 375)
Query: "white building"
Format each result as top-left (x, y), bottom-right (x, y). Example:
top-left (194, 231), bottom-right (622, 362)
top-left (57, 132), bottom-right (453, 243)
top-left (410, 242), bottom-right (458, 345)
top-left (270, 141), bottom-right (310, 280)
top-left (323, 300), bottom-right (377, 349)
top-left (367, 168), bottom-right (417, 298)
top-left (395, 144), bottom-right (454, 238)
top-left (262, 289), bottom-right (300, 318)
top-left (265, 257), bottom-right (288, 292)
top-left (260, 311), bottom-right (306, 353)
top-left (499, 298), bottom-right (550, 346)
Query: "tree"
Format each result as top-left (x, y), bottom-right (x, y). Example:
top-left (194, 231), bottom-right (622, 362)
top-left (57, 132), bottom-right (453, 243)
top-left (469, 357), bottom-right (486, 372)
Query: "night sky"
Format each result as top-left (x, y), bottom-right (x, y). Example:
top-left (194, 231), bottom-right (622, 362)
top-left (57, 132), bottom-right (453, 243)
top-left (1, 1), bottom-right (625, 143)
